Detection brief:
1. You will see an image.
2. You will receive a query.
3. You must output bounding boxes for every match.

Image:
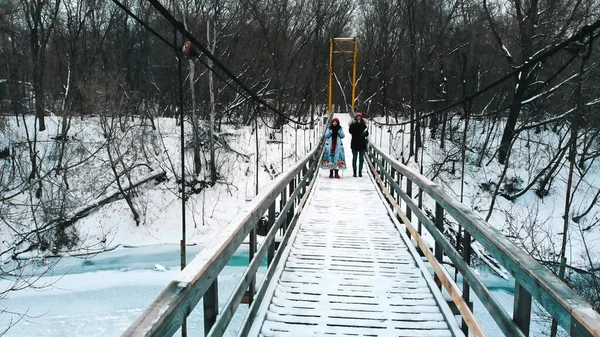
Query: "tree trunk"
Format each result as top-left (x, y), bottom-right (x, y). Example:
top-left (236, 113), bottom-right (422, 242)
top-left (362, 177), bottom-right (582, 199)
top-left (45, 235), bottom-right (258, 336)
top-left (33, 63), bottom-right (46, 131)
top-left (22, 0), bottom-right (61, 132)
top-left (22, 114), bottom-right (39, 183)
top-left (498, 0), bottom-right (538, 164)
top-left (477, 116), bottom-right (498, 167)
top-left (440, 111), bottom-right (447, 149)
top-left (498, 76), bottom-right (527, 164)
top-left (56, 62), bottom-right (72, 178)
top-left (106, 130), bottom-right (140, 226)
top-left (408, 0), bottom-right (416, 159)
top-left (188, 59), bottom-right (202, 177)
top-left (207, 20), bottom-right (217, 185)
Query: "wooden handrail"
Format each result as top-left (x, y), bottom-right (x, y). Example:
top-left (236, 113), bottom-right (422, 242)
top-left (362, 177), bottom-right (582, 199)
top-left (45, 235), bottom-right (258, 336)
top-left (366, 154), bottom-right (486, 337)
top-left (367, 143), bottom-right (600, 337)
top-left (121, 136), bottom-right (326, 337)
top-left (369, 150), bottom-right (523, 337)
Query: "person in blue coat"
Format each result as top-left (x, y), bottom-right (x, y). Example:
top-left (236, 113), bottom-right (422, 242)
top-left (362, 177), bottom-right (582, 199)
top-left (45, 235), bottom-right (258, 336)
top-left (321, 117), bottom-right (347, 178)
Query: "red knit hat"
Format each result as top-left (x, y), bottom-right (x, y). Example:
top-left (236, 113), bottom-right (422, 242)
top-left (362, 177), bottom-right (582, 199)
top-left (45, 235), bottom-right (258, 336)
top-left (332, 118), bottom-right (340, 124)
top-left (355, 113), bottom-right (363, 118)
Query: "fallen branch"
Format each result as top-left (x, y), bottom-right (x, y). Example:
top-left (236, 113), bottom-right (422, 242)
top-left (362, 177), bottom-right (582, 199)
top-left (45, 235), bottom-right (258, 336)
top-left (48, 170), bottom-right (167, 230)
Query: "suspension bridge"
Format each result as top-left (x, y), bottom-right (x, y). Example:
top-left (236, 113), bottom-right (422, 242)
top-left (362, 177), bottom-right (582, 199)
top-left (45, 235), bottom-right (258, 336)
top-left (104, 3), bottom-right (600, 336)
top-left (121, 114), bottom-right (600, 337)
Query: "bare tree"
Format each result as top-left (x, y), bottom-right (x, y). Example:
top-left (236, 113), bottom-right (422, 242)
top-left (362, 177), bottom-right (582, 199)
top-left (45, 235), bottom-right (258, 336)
top-left (19, 0), bottom-right (61, 132)
top-left (484, 0), bottom-right (590, 164)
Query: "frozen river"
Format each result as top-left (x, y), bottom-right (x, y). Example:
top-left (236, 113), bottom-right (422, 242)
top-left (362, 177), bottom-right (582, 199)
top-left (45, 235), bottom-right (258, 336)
top-left (1, 245), bottom-right (544, 337)
top-left (0, 245), bottom-right (260, 337)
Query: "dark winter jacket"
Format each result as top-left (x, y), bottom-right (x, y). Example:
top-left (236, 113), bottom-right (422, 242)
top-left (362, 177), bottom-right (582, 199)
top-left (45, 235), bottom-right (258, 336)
top-left (349, 118), bottom-right (369, 151)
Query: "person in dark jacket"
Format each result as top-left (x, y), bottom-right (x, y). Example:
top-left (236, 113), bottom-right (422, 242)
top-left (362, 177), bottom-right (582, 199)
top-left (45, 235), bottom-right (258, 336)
top-left (348, 113), bottom-right (368, 177)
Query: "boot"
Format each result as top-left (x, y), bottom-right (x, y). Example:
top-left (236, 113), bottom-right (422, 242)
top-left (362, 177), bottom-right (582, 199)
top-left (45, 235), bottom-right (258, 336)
top-left (334, 170), bottom-right (340, 179)
top-left (329, 170), bottom-right (334, 178)
top-left (359, 171), bottom-right (362, 177)
top-left (353, 169), bottom-right (357, 177)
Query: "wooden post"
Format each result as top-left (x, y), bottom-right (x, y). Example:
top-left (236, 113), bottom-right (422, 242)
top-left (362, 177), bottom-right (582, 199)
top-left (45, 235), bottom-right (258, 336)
top-left (280, 188), bottom-right (287, 233)
top-left (434, 202), bottom-right (444, 289)
top-left (203, 279), bottom-right (219, 335)
top-left (384, 161), bottom-right (389, 190)
top-left (267, 203), bottom-right (276, 265)
top-left (287, 179), bottom-right (295, 229)
top-left (301, 165), bottom-right (308, 196)
top-left (390, 169), bottom-right (395, 200)
top-left (397, 170), bottom-right (402, 210)
top-left (248, 225), bottom-right (257, 304)
top-left (462, 231), bottom-right (472, 336)
top-left (406, 179), bottom-right (413, 238)
top-left (513, 282), bottom-right (532, 336)
top-left (418, 188), bottom-right (423, 235)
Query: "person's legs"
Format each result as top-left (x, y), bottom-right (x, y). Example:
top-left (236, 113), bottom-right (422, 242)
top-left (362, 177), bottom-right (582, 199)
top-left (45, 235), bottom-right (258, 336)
top-left (358, 151), bottom-right (365, 177)
top-left (352, 150), bottom-right (358, 177)
top-left (334, 169), bottom-right (340, 179)
top-left (329, 169), bottom-right (334, 178)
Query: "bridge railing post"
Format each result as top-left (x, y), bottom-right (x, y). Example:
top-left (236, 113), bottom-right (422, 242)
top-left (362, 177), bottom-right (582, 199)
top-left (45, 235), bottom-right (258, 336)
top-left (434, 202), bottom-right (444, 289)
top-left (301, 164), bottom-right (308, 197)
top-left (375, 151), bottom-right (381, 177)
top-left (267, 202), bottom-right (276, 265)
top-left (461, 231), bottom-right (472, 336)
top-left (384, 160), bottom-right (389, 191)
top-left (248, 223), bottom-right (257, 304)
top-left (380, 159), bottom-right (385, 185)
top-left (396, 168), bottom-right (402, 217)
top-left (280, 187), bottom-right (287, 232)
top-left (406, 179), bottom-right (413, 239)
top-left (287, 178), bottom-right (295, 227)
top-left (203, 279), bottom-right (219, 335)
top-left (390, 169), bottom-right (395, 200)
top-left (297, 171), bottom-right (302, 203)
top-left (513, 282), bottom-right (532, 336)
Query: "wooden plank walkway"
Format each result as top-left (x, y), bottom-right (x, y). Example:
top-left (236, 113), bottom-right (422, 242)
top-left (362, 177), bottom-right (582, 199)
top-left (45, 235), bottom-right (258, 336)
top-left (249, 116), bottom-right (463, 337)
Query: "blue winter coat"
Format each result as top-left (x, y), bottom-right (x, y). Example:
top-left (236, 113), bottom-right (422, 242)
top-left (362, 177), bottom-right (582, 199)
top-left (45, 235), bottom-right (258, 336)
top-left (321, 127), bottom-right (347, 170)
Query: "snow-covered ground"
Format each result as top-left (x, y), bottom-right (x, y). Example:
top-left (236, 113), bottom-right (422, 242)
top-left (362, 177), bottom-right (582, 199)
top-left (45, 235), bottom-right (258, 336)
top-left (1, 111), bottom-right (598, 336)
top-left (1, 113), bottom-right (322, 335)
top-left (367, 115), bottom-right (600, 271)
top-left (1, 114), bottom-right (325, 252)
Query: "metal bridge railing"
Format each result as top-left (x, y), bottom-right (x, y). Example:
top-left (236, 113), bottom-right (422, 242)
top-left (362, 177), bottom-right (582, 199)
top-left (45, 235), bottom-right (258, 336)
top-left (367, 142), bottom-right (600, 337)
top-left (121, 133), bottom-right (326, 337)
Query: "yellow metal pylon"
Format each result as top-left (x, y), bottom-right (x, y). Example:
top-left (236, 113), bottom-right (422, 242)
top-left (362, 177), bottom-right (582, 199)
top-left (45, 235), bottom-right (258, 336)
top-left (328, 37), bottom-right (359, 115)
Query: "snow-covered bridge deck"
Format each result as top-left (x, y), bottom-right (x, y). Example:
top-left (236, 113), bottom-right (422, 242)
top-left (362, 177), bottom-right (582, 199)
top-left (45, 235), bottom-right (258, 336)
top-left (248, 169), bottom-right (461, 337)
top-left (122, 114), bottom-right (600, 337)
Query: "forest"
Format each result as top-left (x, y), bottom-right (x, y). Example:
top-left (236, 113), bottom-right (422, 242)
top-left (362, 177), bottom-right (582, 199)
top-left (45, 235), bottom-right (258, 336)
top-left (1, 0), bottom-right (600, 334)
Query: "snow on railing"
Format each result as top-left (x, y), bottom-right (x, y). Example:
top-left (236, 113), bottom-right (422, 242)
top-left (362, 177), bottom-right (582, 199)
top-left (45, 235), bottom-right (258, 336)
top-left (367, 142), bottom-right (600, 337)
top-left (121, 118), bottom-right (329, 337)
